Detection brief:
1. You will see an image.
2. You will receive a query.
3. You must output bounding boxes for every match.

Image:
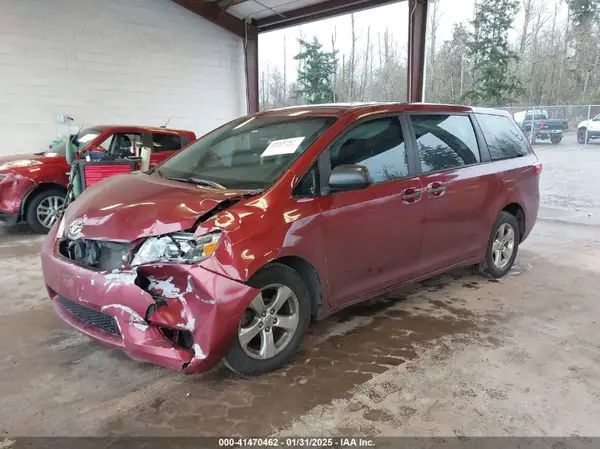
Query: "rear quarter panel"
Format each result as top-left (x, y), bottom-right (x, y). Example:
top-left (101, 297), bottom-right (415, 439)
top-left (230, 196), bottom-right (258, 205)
top-left (467, 153), bottom-right (539, 247)
top-left (495, 155), bottom-right (540, 240)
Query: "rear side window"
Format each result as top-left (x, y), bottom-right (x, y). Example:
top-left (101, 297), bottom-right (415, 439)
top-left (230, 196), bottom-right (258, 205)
top-left (410, 114), bottom-right (480, 173)
top-left (152, 133), bottom-right (183, 152)
top-left (329, 117), bottom-right (409, 183)
top-left (475, 114), bottom-right (528, 160)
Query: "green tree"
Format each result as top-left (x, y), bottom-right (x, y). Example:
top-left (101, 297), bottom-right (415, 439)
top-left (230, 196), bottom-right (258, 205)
top-left (463, 0), bottom-right (524, 106)
top-left (294, 37), bottom-right (337, 104)
top-left (566, 0), bottom-right (599, 27)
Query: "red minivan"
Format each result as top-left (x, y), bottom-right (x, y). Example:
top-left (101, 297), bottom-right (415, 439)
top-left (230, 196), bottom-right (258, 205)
top-left (41, 103), bottom-right (541, 377)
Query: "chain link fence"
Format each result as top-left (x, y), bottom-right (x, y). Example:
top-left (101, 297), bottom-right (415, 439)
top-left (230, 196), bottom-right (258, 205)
top-left (496, 105), bottom-right (600, 146)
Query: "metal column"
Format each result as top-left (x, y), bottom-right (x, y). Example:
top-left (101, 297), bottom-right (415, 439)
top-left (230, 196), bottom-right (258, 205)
top-left (407, 0), bottom-right (428, 103)
top-left (245, 22), bottom-right (259, 114)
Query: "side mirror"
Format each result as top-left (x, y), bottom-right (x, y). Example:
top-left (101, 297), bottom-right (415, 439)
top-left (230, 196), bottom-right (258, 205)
top-left (328, 164), bottom-right (371, 192)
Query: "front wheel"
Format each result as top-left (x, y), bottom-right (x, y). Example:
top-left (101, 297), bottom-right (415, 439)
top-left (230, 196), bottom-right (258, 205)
top-left (223, 263), bottom-right (312, 377)
top-left (477, 212), bottom-right (520, 278)
top-left (578, 128), bottom-right (589, 144)
top-left (25, 189), bottom-right (66, 234)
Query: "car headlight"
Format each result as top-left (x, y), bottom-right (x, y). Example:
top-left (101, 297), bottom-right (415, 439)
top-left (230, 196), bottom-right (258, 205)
top-left (0, 160), bottom-right (42, 171)
top-left (131, 231), bottom-right (221, 266)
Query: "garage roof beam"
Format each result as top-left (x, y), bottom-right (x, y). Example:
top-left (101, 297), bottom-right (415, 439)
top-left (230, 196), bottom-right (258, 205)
top-left (255, 0), bottom-right (404, 32)
top-left (172, 0), bottom-right (247, 37)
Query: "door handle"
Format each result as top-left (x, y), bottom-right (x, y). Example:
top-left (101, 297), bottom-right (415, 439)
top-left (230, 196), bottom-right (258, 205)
top-left (401, 187), bottom-right (422, 202)
top-left (427, 181), bottom-right (446, 196)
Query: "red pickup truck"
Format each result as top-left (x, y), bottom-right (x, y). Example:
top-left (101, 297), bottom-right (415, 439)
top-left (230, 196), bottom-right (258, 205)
top-left (0, 125), bottom-right (196, 233)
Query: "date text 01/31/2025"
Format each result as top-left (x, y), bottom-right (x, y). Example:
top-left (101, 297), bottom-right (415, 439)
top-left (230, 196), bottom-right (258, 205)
top-left (218, 438), bottom-right (376, 447)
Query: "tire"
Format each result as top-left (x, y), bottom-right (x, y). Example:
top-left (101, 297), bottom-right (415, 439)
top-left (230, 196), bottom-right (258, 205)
top-left (577, 128), bottom-right (588, 144)
top-left (25, 189), bottom-right (66, 234)
top-left (477, 211), bottom-right (520, 279)
top-left (223, 263), bottom-right (312, 377)
top-left (550, 135), bottom-right (562, 144)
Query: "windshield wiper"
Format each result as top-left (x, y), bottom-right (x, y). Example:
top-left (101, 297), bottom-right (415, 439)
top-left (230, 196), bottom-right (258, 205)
top-left (165, 176), bottom-right (227, 190)
top-left (239, 189), bottom-right (263, 197)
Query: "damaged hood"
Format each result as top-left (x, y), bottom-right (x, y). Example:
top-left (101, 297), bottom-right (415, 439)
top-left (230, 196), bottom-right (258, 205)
top-left (62, 173), bottom-right (252, 241)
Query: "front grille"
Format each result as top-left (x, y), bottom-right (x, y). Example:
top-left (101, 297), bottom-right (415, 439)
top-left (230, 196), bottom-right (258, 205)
top-left (59, 297), bottom-right (121, 336)
top-left (58, 239), bottom-right (130, 271)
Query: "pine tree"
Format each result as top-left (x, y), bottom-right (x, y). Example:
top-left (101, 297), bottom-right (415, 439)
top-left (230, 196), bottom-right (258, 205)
top-left (566, 0), bottom-right (599, 27)
top-left (464, 0), bottom-right (524, 105)
top-left (294, 37), bottom-right (337, 104)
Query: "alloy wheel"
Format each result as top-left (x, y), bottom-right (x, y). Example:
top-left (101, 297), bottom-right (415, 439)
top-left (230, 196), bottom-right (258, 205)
top-left (492, 223), bottom-right (515, 269)
top-left (238, 284), bottom-right (300, 360)
top-left (36, 195), bottom-right (65, 229)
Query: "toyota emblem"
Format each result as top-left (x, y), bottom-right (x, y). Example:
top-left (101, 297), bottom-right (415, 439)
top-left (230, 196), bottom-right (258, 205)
top-left (67, 218), bottom-right (84, 239)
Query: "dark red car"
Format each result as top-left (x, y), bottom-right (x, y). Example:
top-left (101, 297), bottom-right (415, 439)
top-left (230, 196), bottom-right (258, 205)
top-left (0, 125), bottom-right (196, 233)
top-left (41, 103), bottom-right (541, 376)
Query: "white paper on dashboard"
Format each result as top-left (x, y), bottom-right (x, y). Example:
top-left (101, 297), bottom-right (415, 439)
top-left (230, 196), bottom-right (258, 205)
top-left (261, 137), bottom-right (305, 157)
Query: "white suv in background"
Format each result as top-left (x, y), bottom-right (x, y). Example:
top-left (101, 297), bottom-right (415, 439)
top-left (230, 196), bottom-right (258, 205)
top-left (577, 113), bottom-right (600, 143)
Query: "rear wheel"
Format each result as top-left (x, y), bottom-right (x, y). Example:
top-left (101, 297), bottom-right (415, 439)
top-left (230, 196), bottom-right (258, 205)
top-left (25, 189), bottom-right (65, 234)
top-left (477, 212), bottom-right (520, 278)
top-left (550, 135), bottom-right (562, 144)
top-left (223, 263), bottom-right (312, 377)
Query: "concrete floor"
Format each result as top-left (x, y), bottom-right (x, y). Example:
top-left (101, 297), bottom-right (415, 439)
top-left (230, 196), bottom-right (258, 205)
top-left (1, 139), bottom-right (599, 437)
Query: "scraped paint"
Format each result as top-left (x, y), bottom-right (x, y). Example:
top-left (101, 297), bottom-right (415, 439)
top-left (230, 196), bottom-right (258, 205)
top-left (81, 213), bottom-right (113, 227)
top-left (104, 270), bottom-right (137, 292)
top-left (101, 304), bottom-right (148, 331)
top-left (193, 343), bottom-right (206, 359)
top-left (133, 322), bottom-right (149, 331)
top-left (147, 276), bottom-right (182, 300)
top-left (147, 275), bottom-right (196, 331)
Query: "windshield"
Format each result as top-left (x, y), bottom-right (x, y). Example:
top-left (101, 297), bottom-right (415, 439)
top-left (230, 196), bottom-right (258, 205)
top-left (75, 129), bottom-right (102, 150)
top-left (156, 116), bottom-right (336, 190)
top-left (42, 129), bottom-right (101, 156)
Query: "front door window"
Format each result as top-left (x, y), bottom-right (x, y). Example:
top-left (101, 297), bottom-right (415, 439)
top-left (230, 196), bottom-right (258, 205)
top-left (97, 133), bottom-right (142, 158)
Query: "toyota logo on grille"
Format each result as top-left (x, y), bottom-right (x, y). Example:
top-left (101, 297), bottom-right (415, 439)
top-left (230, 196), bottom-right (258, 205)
top-left (67, 218), bottom-right (84, 239)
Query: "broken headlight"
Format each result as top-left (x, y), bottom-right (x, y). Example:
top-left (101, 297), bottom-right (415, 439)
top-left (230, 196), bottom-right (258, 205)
top-left (131, 231), bottom-right (221, 266)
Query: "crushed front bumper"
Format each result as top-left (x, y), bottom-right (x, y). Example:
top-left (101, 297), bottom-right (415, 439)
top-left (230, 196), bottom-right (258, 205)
top-left (41, 227), bottom-right (260, 374)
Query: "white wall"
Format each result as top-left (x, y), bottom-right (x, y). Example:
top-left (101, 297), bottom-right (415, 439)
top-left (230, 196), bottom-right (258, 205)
top-left (0, 0), bottom-right (247, 155)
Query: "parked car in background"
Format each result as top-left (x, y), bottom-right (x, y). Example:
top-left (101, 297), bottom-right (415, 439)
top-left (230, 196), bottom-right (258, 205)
top-left (42, 103), bottom-right (541, 377)
top-left (576, 113), bottom-right (600, 143)
top-left (513, 110), bottom-right (568, 144)
top-left (0, 125), bottom-right (196, 233)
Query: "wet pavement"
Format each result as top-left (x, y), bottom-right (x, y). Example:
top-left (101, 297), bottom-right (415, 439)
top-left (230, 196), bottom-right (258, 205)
top-left (1, 142), bottom-right (600, 437)
top-left (537, 132), bottom-right (600, 215)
